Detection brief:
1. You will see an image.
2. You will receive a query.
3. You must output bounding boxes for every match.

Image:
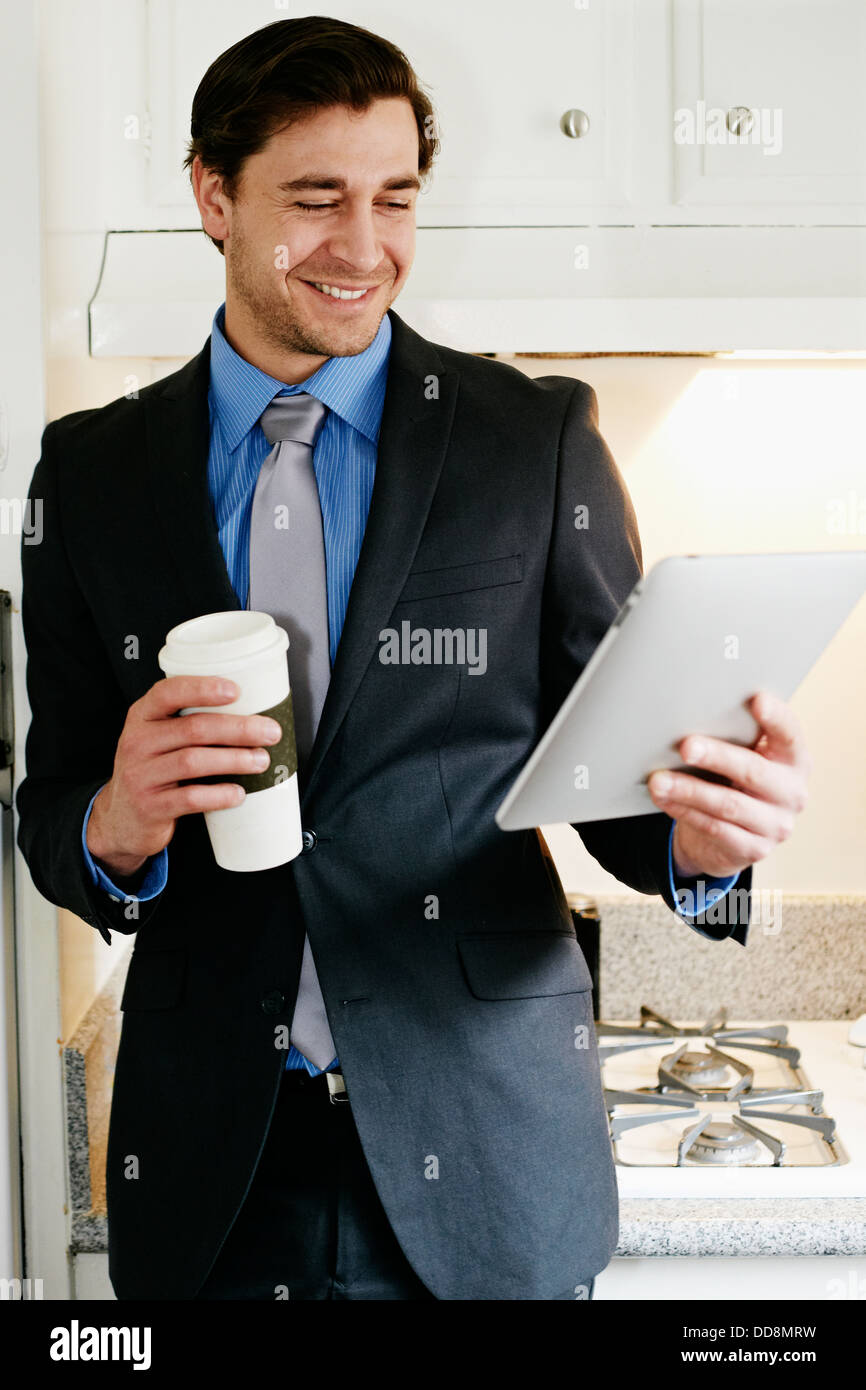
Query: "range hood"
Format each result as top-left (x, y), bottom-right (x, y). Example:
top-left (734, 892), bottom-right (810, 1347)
top-left (89, 228), bottom-right (866, 357)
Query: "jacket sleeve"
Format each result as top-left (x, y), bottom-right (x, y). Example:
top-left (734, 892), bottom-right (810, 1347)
top-left (15, 420), bottom-right (164, 945)
top-left (539, 379), bottom-right (750, 945)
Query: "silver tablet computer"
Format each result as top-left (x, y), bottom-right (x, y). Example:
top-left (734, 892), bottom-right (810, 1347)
top-left (495, 551), bottom-right (866, 830)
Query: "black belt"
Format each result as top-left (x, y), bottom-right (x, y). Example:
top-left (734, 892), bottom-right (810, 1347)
top-left (282, 1068), bottom-right (349, 1104)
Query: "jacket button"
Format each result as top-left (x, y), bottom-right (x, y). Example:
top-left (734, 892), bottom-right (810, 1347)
top-left (261, 990), bottom-right (285, 1015)
top-left (301, 830), bottom-right (318, 853)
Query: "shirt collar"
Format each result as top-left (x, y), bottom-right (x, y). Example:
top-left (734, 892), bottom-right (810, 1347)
top-left (208, 302), bottom-right (392, 452)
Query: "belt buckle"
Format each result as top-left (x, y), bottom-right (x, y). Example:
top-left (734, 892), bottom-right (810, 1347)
top-left (326, 1071), bottom-right (349, 1104)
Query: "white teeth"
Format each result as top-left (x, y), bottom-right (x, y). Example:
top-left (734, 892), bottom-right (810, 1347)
top-left (312, 282), bottom-right (368, 300)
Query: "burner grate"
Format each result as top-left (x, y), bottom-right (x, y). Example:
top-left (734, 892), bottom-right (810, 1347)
top-left (598, 1004), bottom-right (845, 1168)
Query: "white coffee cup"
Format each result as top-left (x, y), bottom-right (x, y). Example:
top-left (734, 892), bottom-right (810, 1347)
top-left (157, 610), bottom-right (302, 872)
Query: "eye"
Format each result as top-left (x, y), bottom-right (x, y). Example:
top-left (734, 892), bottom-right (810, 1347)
top-left (294, 201), bottom-right (411, 212)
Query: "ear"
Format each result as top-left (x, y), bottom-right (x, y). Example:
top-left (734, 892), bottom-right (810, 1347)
top-left (191, 155), bottom-right (233, 247)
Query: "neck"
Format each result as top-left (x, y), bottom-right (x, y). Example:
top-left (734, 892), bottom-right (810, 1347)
top-left (222, 294), bottom-right (328, 385)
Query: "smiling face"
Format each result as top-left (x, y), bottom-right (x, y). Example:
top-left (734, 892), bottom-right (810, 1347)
top-left (192, 98), bottom-right (420, 382)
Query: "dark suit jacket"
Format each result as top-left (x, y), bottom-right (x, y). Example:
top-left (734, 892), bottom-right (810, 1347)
top-left (16, 307), bottom-right (750, 1300)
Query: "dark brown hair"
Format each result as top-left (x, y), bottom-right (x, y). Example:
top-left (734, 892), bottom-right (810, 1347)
top-left (184, 15), bottom-right (439, 254)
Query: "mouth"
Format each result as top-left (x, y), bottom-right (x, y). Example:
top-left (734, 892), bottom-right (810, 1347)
top-left (299, 279), bottom-right (380, 307)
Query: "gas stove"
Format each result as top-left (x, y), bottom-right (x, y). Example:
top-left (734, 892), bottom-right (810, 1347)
top-left (597, 1007), bottom-right (866, 1198)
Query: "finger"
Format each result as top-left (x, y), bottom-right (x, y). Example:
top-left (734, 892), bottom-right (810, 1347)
top-left (138, 710), bottom-right (284, 756)
top-left (139, 675), bottom-right (240, 720)
top-left (664, 803), bottom-right (772, 869)
top-left (148, 744), bottom-right (273, 790)
top-left (676, 733), bottom-right (800, 807)
top-left (748, 691), bottom-right (811, 770)
top-left (150, 781), bottom-right (247, 817)
top-left (649, 772), bottom-right (793, 841)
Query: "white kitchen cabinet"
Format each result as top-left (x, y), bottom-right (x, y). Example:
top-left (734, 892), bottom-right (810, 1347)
top-left (70, 1251), bottom-right (866, 1301)
top-left (370, 0), bottom-right (638, 225)
top-left (670, 0), bottom-right (866, 222)
top-left (147, 0), bottom-right (281, 217)
top-left (72, 1253), bottom-right (115, 1300)
top-left (141, 0), bottom-right (865, 228)
top-left (42, 0), bottom-right (865, 351)
top-left (597, 1255), bottom-right (866, 1301)
top-left (145, 0), bottom-right (639, 226)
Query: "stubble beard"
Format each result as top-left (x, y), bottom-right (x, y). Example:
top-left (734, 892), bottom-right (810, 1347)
top-left (226, 217), bottom-right (391, 361)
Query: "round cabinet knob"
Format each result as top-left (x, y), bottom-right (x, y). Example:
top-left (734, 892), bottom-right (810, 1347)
top-left (559, 108), bottom-right (590, 139)
top-left (726, 106), bottom-right (755, 137)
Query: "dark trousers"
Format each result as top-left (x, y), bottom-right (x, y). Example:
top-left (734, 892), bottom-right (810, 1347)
top-left (194, 1068), bottom-right (436, 1300)
top-left (194, 1068), bottom-right (596, 1301)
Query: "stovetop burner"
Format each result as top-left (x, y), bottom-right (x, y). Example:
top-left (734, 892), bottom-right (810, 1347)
top-left (597, 1004), bottom-right (847, 1168)
top-left (666, 1049), bottom-right (722, 1076)
top-left (681, 1120), bottom-right (762, 1166)
top-left (662, 1048), bottom-right (733, 1089)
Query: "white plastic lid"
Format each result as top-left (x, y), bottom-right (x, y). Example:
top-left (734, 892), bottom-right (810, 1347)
top-left (157, 610), bottom-right (288, 675)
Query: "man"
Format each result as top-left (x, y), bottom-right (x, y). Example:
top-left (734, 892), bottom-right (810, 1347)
top-left (17, 16), bottom-right (811, 1300)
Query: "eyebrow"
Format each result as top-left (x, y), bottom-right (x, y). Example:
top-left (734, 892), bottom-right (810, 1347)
top-left (277, 173), bottom-right (422, 194)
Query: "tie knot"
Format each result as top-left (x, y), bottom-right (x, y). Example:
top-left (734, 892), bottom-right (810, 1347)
top-left (260, 392), bottom-right (329, 447)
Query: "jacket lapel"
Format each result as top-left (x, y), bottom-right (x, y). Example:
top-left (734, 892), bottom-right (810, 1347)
top-left (143, 309), bottom-right (459, 801)
top-left (144, 341), bottom-right (242, 620)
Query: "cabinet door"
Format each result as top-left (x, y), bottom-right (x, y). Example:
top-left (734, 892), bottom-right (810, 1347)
top-left (147, 0), bottom-right (275, 217)
top-left (147, 0), bottom-right (638, 226)
top-left (670, 0), bottom-right (866, 222)
top-left (388, 0), bottom-right (637, 224)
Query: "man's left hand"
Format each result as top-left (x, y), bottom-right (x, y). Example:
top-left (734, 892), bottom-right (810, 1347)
top-left (647, 691), bottom-right (812, 880)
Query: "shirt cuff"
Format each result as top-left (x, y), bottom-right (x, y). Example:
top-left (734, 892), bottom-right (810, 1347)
top-left (82, 786), bottom-right (168, 903)
top-left (667, 820), bottom-right (740, 919)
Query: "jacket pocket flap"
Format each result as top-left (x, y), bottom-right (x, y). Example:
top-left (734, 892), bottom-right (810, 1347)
top-left (120, 948), bottom-right (187, 1011)
top-left (457, 931), bottom-right (592, 1000)
top-left (397, 552), bottom-right (523, 602)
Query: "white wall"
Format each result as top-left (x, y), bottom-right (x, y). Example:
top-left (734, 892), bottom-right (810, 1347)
top-left (3, 0), bottom-right (69, 1297)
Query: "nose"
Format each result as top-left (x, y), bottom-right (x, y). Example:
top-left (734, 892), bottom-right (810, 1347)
top-left (324, 203), bottom-right (383, 275)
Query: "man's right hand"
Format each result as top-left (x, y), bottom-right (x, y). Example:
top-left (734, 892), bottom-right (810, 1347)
top-left (86, 676), bottom-right (283, 882)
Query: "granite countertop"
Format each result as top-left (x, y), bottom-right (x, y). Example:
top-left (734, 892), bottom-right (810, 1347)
top-left (72, 1196), bottom-right (866, 1261)
top-left (615, 1197), bottom-right (866, 1257)
top-left (64, 947), bottom-right (131, 1256)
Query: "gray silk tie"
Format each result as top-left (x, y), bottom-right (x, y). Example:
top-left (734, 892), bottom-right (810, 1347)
top-left (249, 391), bottom-right (337, 1070)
